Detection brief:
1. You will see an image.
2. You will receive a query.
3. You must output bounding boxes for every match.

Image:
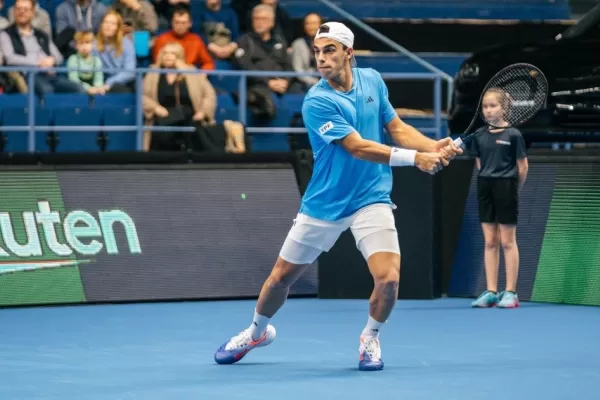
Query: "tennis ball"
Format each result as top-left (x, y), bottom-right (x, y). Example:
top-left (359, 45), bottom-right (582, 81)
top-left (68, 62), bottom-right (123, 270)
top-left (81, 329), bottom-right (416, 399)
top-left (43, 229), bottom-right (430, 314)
top-left (241, 193), bottom-right (246, 200)
top-left (530, 70), bottom-right (538, 77)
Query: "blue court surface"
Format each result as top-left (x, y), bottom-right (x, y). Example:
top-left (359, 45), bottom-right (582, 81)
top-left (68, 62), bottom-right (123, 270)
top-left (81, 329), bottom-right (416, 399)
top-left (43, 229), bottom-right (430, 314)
top-left (1, 298), bottom-right (599, 400)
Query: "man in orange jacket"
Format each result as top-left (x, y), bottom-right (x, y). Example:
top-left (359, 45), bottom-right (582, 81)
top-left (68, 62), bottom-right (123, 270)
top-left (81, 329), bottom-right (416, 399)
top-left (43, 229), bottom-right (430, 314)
top-left (152, 7), bottom-right (215, 70)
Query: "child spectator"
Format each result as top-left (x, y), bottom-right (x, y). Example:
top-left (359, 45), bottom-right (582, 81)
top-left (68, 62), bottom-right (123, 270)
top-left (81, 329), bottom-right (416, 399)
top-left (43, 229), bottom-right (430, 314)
top-left (67, 30), bottom-right (105, 95)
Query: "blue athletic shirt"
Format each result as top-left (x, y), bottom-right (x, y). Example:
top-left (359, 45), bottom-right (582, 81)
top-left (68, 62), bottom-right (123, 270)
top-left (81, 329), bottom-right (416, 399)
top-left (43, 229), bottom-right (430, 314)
top-left (299, 67), bottom-right (399, 221)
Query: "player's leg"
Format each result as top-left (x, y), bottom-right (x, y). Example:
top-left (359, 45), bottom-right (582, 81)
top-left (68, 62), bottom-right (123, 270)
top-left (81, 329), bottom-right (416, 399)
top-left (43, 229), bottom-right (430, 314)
top-left (350, 204), bottom-right (401, 371)
top-left (214, 214), bottom-right (340, 365)
top-left (472, 177), bottom-right (501, 307)
top-left (497, 178), bottom-right (520, 308)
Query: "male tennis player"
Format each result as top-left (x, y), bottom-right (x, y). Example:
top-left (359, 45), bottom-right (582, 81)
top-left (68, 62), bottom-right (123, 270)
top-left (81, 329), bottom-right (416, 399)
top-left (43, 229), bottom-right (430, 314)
top-left (214, 22), bottom-right (462, 371)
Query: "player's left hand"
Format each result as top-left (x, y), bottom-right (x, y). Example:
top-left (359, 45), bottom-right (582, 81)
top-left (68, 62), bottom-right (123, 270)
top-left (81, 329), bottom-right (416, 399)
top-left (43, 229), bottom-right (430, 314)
top-left (434, 137), bottom-right (463, 161)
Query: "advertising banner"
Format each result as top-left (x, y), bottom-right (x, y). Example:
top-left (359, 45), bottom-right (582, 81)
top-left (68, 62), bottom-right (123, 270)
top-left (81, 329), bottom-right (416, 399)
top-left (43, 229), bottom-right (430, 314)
top-left (448, 162), bottom-right (600, 306)
top-left (0, 166), bottom-right (317, 307)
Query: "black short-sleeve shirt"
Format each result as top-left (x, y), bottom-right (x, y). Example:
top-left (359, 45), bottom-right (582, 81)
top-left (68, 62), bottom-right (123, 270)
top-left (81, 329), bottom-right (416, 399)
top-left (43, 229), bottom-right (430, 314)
top-left (469, 127), bottom-right (527, 178)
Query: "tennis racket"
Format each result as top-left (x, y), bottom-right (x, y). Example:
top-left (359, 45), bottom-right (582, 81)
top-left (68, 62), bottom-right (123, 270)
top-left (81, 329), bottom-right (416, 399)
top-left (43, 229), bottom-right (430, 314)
top-left (454, 63), bottom-right (549, 148)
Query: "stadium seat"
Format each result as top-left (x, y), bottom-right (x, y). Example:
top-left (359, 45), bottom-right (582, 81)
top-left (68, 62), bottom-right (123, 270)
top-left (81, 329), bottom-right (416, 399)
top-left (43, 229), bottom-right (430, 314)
top-left (0, 94), bottom-right (30, 108)
top-left (250, 108), bottom-right (292, 152)
top-left (92, 94), bottom-right (136, 108)
top-left (210, 74), bottom-right (239, 94)
top-left (214, 107), bottom-right (242, 124)
top-left (42, 93), bottom-right (91, 108)
top-left (53, 107), bottom-right (103, 152)
top-left (280, 94), bottom-right (305, 114)
top-left (102, 107), bottom-right (137, 151)
top-left (1, 107), bottom-right (51, 152)
top-left (217, 93), bottom-right (236, 109)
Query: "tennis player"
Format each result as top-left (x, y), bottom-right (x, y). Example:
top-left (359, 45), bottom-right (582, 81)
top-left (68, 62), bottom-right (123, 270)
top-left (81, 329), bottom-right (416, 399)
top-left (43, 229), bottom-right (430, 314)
top-left (470, 88), bottom-right (529, 308)
top-left (214, 22), bottom-right (462, 371)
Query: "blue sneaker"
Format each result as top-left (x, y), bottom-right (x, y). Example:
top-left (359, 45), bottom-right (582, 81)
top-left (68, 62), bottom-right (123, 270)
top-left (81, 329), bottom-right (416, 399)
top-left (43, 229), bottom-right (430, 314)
top-left (214, 325), bottom-right (276, 365)
top-left (471, 290), bottom-right (499, 308)
top-left (358, 336), bottom-right (384, 371)
top-left (497, 291), bottom-right (520, 308)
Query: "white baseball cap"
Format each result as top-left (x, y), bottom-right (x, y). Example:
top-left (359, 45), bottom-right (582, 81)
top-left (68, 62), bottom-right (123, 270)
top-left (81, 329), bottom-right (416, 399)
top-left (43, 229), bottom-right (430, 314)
top-left (314, 22), bottom-right (357, 66)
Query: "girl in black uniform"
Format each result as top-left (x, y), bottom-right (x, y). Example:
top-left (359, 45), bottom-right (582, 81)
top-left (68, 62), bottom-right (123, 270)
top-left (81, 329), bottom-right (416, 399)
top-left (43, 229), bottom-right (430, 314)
top-left (470, 88), bottom-right (529, 308)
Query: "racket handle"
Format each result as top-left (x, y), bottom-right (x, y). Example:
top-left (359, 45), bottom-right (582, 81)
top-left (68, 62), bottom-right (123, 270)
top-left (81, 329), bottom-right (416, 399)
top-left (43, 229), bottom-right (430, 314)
top-left (454, 137), bottom-right (463, 148)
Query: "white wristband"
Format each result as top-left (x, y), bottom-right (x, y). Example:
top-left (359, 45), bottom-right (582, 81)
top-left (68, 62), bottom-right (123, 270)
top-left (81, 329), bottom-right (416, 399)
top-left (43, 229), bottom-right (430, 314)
top-left (389, 147), bottom-right (417, 167)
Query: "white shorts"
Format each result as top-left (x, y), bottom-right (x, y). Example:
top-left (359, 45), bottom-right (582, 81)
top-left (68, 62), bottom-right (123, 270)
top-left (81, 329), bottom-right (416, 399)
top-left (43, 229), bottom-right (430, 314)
top-left (279, 203), bottom-right (400, 265)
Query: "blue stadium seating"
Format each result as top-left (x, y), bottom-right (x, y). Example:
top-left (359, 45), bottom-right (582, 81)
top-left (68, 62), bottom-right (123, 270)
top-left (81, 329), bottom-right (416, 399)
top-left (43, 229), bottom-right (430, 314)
top-left (250, 108), bottom-right (292, 152)
top-left (0, 94), bottom-right (30, 109)
top-left (215, 107), bottom-right (241, 124)
top-left (102, 107), bottom-right (137, 151)
top-left (92, 94), bottom-right (136, 108)
top-left (216, 93), bottom-right (236, 109)
top-left (1, 107), bottom-right (52, 152)
top-left (277, 0), bottom-right (571, 20)
top-left (356, 54), bottom-right (466, 76)
top-left (42, 93), bottom-right (90, 108)
top-left (53, 107), bottom-right (103, 152)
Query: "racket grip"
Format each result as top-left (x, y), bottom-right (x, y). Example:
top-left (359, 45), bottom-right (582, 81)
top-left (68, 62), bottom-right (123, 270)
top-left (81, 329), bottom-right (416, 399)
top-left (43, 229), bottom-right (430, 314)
top-left (454, 137), bottom-right (463, 148)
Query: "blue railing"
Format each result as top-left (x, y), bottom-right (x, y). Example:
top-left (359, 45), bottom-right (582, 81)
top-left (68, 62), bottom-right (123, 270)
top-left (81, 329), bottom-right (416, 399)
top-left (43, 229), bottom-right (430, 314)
top-left (0, 66), bottom-right (444, 152)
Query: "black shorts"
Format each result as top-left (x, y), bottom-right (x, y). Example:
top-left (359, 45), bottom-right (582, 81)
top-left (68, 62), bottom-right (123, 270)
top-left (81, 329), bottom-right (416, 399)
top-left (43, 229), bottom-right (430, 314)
top-left (477, 177), bottom-right (519, 225)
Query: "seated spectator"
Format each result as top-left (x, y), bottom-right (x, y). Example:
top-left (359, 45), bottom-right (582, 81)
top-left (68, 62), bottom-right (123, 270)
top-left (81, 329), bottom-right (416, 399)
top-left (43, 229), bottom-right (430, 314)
top-left (197, 0), bottom-right (239, 61)
top-left (143, 42), bottom-right (245, 153)
top-left (152, 0), bottom-right (189, 30)
top-left (152, 7), bottom-right (214, 70)
top-left (54, 0), bottom-right (108, 58)
top-left (258, 0), bottom-right (292, 45)
top-left (67, 31), bottom-right (105, 95)
top-left (111, 0), bottom-right (158, 36)
top-left (93, 10), bottom-right (137, 92)
top-left (291, 12), bottom-right (321, 91)
top-left (0, 0), bottom-right (9, 30)
top-left (234, 4), bottom-right (300, 121)
top-left (54, 0), bottom-right (108, 59)
top-left (55, 0), bottom-right (107, 35)
top-left (7, 0), bottom-right (51, 37)
top-left (0, 0), bottom-right (82, 95)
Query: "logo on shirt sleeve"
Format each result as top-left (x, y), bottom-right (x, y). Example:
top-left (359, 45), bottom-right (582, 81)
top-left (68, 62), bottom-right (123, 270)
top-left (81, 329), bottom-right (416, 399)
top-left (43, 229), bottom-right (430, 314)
top-left (319, 121), bottom-right (334, 135)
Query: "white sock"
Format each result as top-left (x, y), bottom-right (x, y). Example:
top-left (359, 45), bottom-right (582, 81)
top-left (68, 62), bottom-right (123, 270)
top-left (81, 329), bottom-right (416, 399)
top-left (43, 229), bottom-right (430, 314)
top-left (361, 316), bottom-right (384, 339)
top-left (249, 310), bottom-right (270, 340)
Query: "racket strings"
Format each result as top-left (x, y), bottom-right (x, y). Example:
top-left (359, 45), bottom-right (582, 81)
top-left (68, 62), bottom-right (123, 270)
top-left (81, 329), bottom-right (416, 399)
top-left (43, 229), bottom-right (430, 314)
top-left (482, 65), bottom-right (548, 127)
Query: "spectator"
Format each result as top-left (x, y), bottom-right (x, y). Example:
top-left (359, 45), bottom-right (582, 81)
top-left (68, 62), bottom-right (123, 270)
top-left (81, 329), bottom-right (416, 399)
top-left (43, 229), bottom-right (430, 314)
top-left (7, 0), bottom-right (51, 37)
top-left (291, 12), bottom-right (322, 91)
top-left (55, 0), bottom-right (108, 36)
top-left (197, 0), bottom-right (239, 60)
top-left (234, 4), bottom-right (298, 121)
top-left (67, 31), bottom-right (105, 95)
top-left (93, 10), bottom-right (137, 92)
top-left (152, 0), bottom-right (189, 30)
top-left (0, 0), bottom-right (9, 30)
top-left (0, 0), bottom-right (82, 95)
top-left (259, 0), bottom-right (292, 44)
top-left (229, 0), bottom-right (258, 34)
top-left (54, 0), bottom-right (108, 58)
top-left (111, 0), bottom-right (158, 36)
top-left (143, 42), bottom-right (245, 153)
top-left (152, 7), bottom-right (214, 70)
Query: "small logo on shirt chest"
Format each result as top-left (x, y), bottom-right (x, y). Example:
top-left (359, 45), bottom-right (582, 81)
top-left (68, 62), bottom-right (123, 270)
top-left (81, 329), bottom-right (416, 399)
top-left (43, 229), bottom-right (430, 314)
top-left (366, 96), bottom-right (374, 103)
top-left (496, 140), bottom-right (511, 146)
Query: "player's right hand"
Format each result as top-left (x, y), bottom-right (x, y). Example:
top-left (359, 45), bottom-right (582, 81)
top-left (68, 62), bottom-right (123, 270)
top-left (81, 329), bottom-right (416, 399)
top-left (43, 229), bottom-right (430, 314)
top-left (415, 152), bottom-right (446, 175)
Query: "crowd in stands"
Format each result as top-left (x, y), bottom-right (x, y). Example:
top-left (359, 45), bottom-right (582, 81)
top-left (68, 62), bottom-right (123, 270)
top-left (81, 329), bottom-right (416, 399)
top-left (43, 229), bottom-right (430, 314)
top-left (0, 0), bottom-right (322, 152)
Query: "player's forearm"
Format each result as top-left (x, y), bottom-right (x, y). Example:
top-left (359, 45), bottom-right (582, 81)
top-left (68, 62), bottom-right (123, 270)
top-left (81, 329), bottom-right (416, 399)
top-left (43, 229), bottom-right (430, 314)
top-left (389, 120), bottom-right (437, 152)
top-left (350, 138), bottom-right (393, 164)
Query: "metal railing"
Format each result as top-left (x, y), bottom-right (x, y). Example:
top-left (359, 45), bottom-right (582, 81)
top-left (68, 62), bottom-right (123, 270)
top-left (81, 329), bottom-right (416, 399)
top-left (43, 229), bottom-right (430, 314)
top-left (0, 66), bottom-right (444, 152)
top-left (317, 0), bottom-right (455, 108)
